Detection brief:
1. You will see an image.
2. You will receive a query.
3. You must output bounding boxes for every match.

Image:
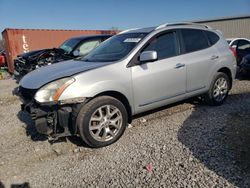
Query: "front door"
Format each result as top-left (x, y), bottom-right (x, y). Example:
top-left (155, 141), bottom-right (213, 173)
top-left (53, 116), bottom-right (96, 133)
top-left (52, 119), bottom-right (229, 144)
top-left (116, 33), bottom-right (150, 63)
top-left (131, 31), bottom-right (186, 113)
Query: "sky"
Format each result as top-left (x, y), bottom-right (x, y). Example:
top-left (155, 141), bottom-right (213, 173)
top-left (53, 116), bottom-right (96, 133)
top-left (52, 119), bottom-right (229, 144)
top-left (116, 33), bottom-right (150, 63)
top-left (0, 0), bottom-right (250, 34)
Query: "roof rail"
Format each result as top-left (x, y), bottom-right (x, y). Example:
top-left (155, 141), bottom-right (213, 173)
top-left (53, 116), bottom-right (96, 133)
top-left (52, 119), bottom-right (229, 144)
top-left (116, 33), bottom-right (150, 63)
top-left (119, 28), bottom-right (140, 34)
top-left (154, 23), bottom-right (169, 30)
top-left (154, 22), bottom-right (212, 30)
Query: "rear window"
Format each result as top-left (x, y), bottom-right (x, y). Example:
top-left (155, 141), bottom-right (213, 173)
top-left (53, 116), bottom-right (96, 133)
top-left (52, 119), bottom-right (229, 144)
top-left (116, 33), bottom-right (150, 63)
top-left (206, 31), bottom-right (220, 45)
top-left (181, 29), bottom-right (209, 53)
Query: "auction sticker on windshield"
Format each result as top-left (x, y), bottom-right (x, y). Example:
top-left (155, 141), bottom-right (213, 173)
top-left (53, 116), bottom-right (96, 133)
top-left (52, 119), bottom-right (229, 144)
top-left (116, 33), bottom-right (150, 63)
top-left (124, 38), bottom-right (141, 43)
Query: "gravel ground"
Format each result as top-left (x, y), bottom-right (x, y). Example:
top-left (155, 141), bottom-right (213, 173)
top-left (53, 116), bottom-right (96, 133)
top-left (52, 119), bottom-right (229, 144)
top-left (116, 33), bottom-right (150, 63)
top-left (0, 77), bottom-right (250, 188)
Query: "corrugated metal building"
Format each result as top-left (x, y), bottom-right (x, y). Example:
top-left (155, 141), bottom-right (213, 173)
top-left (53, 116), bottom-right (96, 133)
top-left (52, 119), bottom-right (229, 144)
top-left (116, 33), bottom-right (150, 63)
top-left (195, 15), bottom-right (250, 39)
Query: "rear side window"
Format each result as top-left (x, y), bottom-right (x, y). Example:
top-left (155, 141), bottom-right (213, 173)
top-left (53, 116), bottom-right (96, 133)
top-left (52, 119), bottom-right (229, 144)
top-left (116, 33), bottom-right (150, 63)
top-left (181, 29), bottom-right (209, 53)
top-left (206, 31), bottom-right (220, 45)
top-left (143, 32), bottom-right (177, 60)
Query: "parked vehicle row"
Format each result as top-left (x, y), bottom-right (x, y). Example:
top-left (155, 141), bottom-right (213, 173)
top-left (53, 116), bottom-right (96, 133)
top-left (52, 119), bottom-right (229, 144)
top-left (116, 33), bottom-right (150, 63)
top-left (14, 35), bottom-right (112, 78)
top-left (18, 23), bottom-right (237, 147)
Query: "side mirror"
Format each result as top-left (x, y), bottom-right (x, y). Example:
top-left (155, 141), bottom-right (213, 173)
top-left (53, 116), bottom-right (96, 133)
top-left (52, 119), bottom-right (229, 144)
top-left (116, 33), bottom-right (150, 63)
top-left (73, 49), bottom-right (80, 57)
top-left (139, 51), bottom-right (157, 63)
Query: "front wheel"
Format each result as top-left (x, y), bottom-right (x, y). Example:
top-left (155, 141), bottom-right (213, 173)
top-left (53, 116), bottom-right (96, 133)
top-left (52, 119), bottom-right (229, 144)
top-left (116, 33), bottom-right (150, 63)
top-left (204, 72), bottom-right (230, 106)
top-left (76, 96), bottom-right (128, 148)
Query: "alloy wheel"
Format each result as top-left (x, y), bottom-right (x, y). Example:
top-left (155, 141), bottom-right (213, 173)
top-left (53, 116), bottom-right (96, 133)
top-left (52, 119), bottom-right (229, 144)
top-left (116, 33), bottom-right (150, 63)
top-left (89, 105), bottom-right (123, 142)
top-left (213, 77), bottom-right (228, 102)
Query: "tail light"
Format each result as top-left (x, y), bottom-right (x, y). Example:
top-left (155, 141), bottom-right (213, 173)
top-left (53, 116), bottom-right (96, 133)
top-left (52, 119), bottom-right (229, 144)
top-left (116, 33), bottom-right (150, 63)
top-left (230, 47), bottom-right (237, 58)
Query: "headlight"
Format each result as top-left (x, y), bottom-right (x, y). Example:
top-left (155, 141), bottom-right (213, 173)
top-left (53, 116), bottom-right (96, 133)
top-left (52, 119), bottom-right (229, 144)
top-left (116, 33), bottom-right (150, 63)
top-left (35, 77), bottom-right (75, 103)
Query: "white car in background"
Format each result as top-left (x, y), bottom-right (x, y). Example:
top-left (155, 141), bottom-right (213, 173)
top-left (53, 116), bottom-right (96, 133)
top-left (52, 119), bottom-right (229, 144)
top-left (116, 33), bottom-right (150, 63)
top-left (227, 38), bottom-right (250, 64)
top-left (227, 38), bottom-right (250, 47)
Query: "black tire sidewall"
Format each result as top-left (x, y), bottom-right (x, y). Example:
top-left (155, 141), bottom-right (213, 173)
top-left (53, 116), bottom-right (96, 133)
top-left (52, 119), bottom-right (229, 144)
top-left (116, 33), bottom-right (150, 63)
top-left (77, 96), bottom-right (128, 148)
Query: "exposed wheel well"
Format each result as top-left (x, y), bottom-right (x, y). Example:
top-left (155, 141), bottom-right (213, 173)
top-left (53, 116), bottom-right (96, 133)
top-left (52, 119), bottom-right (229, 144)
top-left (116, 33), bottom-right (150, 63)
top-left (95, 91), bottom-right (132, 123)
top-left (217, 67), bottom-right (233, 89)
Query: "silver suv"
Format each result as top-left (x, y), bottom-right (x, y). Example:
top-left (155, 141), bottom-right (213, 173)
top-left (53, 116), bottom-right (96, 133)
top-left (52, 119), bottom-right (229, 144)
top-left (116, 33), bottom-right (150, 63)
top-left (19, 23), bottom-right (237, 147)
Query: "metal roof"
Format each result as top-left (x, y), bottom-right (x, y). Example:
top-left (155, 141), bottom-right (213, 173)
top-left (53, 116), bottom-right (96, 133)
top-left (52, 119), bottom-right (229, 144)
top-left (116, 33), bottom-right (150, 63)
top-left (193, 15), bottom-right (250, 23)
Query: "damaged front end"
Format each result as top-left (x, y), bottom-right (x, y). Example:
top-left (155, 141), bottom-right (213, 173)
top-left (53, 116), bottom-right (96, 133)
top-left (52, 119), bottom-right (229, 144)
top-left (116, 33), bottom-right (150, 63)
top-left (21, 100), bottom-right (79, 140)
top-left (18, 78), bottom-right (85, 141)
top-left (14, 48), bottom-right (72, 79)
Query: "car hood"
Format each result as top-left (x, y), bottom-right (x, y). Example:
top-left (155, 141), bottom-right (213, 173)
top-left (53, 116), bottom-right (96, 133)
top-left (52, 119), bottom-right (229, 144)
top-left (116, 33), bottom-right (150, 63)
top-left (20, 59), bottom-right (111, 89)
top-left (18, 49), bottom-right (47, 59)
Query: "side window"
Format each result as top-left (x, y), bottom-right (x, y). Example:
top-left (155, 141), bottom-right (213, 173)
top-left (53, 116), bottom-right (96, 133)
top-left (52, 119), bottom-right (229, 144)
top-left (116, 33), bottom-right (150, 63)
top-left (205, 31), bottom-right (220, 46)
top-left (237, 40), bottom-right (250, 50)
top-left (181, 29), bottom-right (209, 53)
top-left (78, 40), bottom-right (101, 56)
top-left (143, 32), bottom-right (177, 60)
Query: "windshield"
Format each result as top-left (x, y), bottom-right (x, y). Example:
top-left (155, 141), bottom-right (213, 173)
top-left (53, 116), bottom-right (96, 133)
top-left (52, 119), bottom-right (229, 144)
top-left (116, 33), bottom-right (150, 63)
top-left (59, 38), bottom-right (81, 54)
top-left (82, 33), bottom-right (147, 62)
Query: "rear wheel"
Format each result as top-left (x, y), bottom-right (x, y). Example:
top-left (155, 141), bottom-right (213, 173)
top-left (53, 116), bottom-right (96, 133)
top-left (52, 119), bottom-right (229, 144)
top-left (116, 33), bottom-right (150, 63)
top-left (204, 72), bottom-right (230, 106)
top-left (76, 96), bottom-right (128, 148)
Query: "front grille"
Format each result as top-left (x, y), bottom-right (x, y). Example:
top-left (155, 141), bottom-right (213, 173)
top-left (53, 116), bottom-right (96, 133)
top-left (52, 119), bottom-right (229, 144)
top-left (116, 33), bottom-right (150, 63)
top-left (19, 86), bottom-right (37, 101)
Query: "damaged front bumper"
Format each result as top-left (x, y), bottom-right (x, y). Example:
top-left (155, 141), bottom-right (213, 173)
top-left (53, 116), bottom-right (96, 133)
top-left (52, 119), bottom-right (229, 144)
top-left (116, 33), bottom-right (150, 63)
top-left (21, 100), bottom-right (81, 141)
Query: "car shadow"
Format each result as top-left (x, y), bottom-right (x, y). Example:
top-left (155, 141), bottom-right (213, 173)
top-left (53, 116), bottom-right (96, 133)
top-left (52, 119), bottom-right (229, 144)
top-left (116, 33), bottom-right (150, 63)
top-left (12, 86), bottom-right (19, 96)
top-left (17, 111), bottom-right (47, 141)
top-left (178, 92), bottom-right (250, 187)
top-left (0, 181), bottom-right (30, 188)
top-left (236, 71), bottom-right (250, 80)
top-left (17, 110), bottom-right (91, 147)
top-left (67, 136), bottom-right (91, 148)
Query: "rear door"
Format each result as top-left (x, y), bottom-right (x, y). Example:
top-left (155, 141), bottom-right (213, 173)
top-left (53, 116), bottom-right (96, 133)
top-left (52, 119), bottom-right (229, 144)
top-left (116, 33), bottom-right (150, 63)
top-left (180, 29), bottom-right (219, 93)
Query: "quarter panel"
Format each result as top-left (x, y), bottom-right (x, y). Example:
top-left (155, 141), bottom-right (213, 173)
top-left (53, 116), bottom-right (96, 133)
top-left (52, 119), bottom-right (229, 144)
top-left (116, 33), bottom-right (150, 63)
top-left (212, 38), bottom-right (237, 79)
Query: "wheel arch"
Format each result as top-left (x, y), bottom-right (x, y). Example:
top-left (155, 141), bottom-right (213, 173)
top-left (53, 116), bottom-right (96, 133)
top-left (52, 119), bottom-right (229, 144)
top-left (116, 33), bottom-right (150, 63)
top-left (94, 91), bottom-right (133, 124)
top-left (217, 67), bottom-right (233, 89)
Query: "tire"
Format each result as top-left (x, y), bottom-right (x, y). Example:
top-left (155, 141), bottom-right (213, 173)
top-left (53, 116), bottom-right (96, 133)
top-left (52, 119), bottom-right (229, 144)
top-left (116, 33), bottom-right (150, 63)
top-left (76, 96), bottom-right (128, 148)
top-left (204, 72), bottom-right (230, 106)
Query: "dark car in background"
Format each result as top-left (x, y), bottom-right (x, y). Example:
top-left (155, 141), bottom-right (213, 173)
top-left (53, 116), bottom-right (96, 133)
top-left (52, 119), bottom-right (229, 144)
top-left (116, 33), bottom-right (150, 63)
top-left (239, 54), bottom-right (250, 74)
top-left (14, 34), bottom-right (112, 78)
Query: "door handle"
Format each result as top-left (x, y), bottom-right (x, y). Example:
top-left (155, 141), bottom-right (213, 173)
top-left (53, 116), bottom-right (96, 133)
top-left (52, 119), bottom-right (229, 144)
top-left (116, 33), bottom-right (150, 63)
top-left (210, 55), bottom-right (219, 60)
top-left (174, 63), bottom-right (185, 69)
